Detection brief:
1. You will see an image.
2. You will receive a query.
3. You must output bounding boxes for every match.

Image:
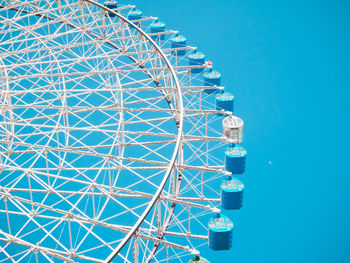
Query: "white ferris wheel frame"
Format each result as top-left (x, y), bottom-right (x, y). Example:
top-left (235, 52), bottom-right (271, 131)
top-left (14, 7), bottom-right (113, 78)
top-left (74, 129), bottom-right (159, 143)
top-left (0, 0), bottom-right (237, 262)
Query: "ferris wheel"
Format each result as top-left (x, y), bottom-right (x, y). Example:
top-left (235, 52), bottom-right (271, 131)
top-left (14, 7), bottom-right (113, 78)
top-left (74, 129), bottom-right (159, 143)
top-left (0, 1), bottom-right (247, 262)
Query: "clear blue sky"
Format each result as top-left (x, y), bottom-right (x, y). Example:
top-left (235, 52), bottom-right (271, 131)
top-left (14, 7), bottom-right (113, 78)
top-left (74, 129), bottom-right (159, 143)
top-left (127, 0), bottom-right (350, 262)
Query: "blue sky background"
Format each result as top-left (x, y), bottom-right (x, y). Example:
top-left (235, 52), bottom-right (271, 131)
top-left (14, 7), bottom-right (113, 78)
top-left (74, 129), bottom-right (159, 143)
top-left (129, 0), bottom-right (350, 262)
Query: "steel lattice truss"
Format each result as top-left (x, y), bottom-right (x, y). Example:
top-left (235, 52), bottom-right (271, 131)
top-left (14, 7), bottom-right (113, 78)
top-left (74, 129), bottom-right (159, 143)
top-left (0, 1), bottom-right (235, 262)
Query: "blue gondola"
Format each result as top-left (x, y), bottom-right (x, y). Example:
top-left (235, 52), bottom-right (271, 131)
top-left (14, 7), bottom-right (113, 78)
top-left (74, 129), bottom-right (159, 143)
top-left (203, 69), bottom-right (221, 94)
top-left (170, 34), bottom-right (187, 56)
top-left (150, 20), bottom-right (166, 40)
top-left (216, 91), bottom-right (234, 114)
top-left (221, 177), bottom-right (244, 210)
top-left (128, 8), bottom-right (142, 27)
top-left (103, 1), bottom-right (118, 17)
top-left (225, 145), bottom-right (247, 174)
top-left (208, 214), bottom-right (233, 250)
top-left (188, 50), bottom-right (205, 73)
